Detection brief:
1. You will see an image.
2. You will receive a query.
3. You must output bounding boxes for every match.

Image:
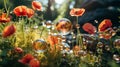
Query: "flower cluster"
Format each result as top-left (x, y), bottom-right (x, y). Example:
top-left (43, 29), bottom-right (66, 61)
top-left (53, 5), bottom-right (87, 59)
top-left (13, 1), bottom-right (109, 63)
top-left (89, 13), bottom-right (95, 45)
top-left (18, 54), bottom-right (40, 67)
top-left (0, 1), bottom-right (120, 67)
top-left (13, 1), bottom-right (42, 18)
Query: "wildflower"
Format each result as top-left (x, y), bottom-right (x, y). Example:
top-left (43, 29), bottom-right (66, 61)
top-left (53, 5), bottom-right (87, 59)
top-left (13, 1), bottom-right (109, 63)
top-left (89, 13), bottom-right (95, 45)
top-left (14, 47), bottom-right (23, 53)
top-left (70, 8), bottom-right (85, 16)
top-left (73, 45), bottom-right (80, 51)
top-left (98, 19), bottom-right (112, 32)
top-left (29, 59), bottom-right (40, 67)
top-left (73, 45), bottom-right (80, 56)
top-left (27, 8), bottom-right (34, 18)
top-left (2, 24), bottom-right (16, 38)
top-left (48, 35), bottom-right (58, 46)
top-left (82, 23), bottom-right (96, 34)
top-left (13, 5), bottom-right (27, 16)
top-left (18, 54), bottom-right (34, 64)
top-left (32, 1), bottom-right (42, 11)
top-left (0, 13), bottom-right (10, 23)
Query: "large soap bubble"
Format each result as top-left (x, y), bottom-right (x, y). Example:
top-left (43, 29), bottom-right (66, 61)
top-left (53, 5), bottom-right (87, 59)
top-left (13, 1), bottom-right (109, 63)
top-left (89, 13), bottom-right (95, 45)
top-left (56, 18), bottom-right (72, 35)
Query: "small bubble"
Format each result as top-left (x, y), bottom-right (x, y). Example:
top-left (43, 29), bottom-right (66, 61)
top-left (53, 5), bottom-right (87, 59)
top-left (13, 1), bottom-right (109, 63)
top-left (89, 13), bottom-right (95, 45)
top-left (105, 45), bottom-right (110, 51)
top-left (97, 42), bottom-right (104, 48)
top-left (113, 54), bottom-right (120, 63)
top-left (94, 20), bottom-right (98, 23)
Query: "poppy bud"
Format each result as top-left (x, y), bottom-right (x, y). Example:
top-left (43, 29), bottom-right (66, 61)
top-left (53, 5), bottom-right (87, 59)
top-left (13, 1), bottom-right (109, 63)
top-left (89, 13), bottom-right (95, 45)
top-left (2, 24), bottom-right (16, 38)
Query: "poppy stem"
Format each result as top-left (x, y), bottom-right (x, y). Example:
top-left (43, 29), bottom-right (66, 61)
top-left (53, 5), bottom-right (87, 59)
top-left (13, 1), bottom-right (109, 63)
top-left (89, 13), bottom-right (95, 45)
top-left (76, 16), bottom-right (82, 47)
top-left (40, 27), bottom-right (44, 38)
top-left (4, 0), bottom-right (7, 12)
top-left (76, 16), bottom-right (79, 45)
top-left (21, 17), bottom-right (26, 45)
top-left (3, 0), bottom-right (10, 17)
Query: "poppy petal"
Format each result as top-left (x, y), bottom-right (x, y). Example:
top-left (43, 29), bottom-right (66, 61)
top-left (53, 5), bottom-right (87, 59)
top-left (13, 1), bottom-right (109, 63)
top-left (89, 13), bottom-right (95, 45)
top-left (48, 35), bottom-right (58, 46)
top-left (27, 8), bottom-right (34, 18)
top-left (18, 54), bottom-right (34, 64)
top-left (13, 6), bottom-right (27, 16)
top-left (0, 13), bottom-right (10, 23)
top-left (98, 19), bottom-right (112, 32)
top-left (32, 1), bottom-right (42, 11)
top-left (29, 59), bottom-right (40, 67)
top-left (70, 8), bottom-right (85, 16)
top-left (82, 23), bottom-right (96, 34)
top-left (2, 24), bottom-right (16, 38)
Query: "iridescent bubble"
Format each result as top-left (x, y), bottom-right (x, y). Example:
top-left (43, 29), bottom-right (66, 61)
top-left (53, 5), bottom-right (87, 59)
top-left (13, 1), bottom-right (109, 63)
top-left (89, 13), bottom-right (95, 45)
top-left (79, 50), bottom-right (87, 56)
top-left (45, 20), bottom-right (52, 29)
top-left (61, 36), bottom-right (66, 42)
top-left (82, 34), bottom-right (97, 51)
top-left (113, 54), bottom-right (120, 63)
top-left (94, 20), bottom-right (98, 23)
top-left (72, 35), bottom-right (76, 39)
top-left (61, 42), bottom-right (73, 55)
top-left (113, 39), bottom-right (120, 49)
top-left (75, 24), bottom-right (80, 29)
top-left (97, 42), bottom-right (104, 48)
top-left (33, 39), bottom-right (47, 53)
top-left (61, 42), bottom-right (70, 49)
top-left (99, 28), bottom-right (116, 40)
top-left (113, 27), bottom-right (117, 31)
top-left (56, 18), bottom-right (72, 35)
top-left (105, 45), bottom-right (110, 51)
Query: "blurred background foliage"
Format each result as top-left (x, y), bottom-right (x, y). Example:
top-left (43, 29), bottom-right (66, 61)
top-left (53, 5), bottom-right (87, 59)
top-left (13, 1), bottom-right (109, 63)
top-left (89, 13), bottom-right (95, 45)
top-left (0, 0), bottom-right (120, 27)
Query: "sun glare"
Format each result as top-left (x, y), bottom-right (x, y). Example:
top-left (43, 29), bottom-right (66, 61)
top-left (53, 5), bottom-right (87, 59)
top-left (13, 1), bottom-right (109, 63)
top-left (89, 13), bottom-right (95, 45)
top-left (55, 0), bottom-right (64, 4)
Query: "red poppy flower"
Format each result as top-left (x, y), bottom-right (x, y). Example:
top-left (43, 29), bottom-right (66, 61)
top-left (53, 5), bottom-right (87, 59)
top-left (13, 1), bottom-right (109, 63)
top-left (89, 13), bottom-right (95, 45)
top-left (18, 54), bottom-right (34, 64)
top-left (32, 1), bottom-right (42, 11)
top-left (13, 5), bottom-right (27, 16)
top-left (70, 8), bottom-right (85, 16)
top-left (29, 59), bottom-right (40, 67)
top-left (27, 8), bottom-right (34, 18)
top-left (0, 13), bottom-right (10, 23)
top-left (98, 19), bottom-right (112, 32)
top-left (14, 47), bottom-right (23, 53)
top-left (82, 23), bottom-right (96, 34)
top-left (48, 35), bottom-right (58, 46)
top-left (2, 24), bottom-right (16, 38)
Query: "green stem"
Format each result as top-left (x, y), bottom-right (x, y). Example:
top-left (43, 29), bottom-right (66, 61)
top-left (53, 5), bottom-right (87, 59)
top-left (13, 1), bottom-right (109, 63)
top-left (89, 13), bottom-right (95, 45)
top-left (76, 16), bottom-right (78, 24)
top-left (4, 0), bottom-right (7, 12)
top-left (21, 17), bottom-right (26, 45)
top-left (4, 0), bottom-right (10, 17)
top-left (76, 16), bottom-right (79, 45)
top-left (40, 27), bottom-right (44, 38)
top-left (76, 16), bottom-right (82, 47)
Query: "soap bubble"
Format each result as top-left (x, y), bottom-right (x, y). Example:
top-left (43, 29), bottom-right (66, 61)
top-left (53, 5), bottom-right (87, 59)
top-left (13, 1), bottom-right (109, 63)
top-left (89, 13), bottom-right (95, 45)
top-left (56, 18), bottom-right (72, 35)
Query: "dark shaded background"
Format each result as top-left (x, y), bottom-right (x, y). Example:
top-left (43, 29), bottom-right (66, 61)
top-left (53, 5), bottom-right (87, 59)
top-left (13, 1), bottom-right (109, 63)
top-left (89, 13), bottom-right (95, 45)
top-left (79, 0), bottom-right (120, 27)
